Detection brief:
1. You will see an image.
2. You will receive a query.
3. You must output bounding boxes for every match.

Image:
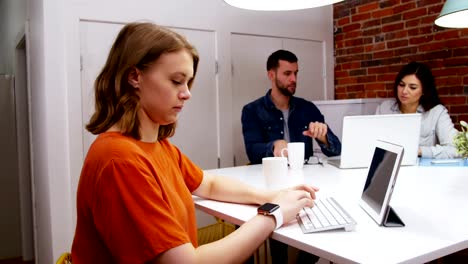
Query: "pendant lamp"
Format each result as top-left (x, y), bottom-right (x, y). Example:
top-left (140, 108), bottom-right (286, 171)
top-left (223, 0), bottom-right (345, 11)
top-left (434, 0), bottom-right (468, 28)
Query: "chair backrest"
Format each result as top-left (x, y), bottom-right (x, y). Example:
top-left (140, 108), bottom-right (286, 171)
top-left (56, 252), bottom-right (72, 264)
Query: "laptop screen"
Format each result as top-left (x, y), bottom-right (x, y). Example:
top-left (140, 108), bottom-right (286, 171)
top-left (360, 147), bottom-right (398, 214)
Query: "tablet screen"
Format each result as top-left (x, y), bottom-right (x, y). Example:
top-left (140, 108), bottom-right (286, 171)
top-left (361, 147), bottom-right (398, 214)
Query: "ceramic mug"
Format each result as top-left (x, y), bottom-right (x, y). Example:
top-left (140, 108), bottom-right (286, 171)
top-left (281, 142), bottom-right (305, 170)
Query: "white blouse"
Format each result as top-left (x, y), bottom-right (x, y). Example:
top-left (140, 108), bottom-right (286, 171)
top-left (375, 99), bottom-right (460, 159)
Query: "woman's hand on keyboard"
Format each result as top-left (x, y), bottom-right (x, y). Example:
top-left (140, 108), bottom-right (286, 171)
top-left (271, 185), bottom-right (319, 225)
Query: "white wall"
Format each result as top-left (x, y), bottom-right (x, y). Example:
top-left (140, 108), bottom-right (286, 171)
top-left (24, 0), bottom-right (336, 263)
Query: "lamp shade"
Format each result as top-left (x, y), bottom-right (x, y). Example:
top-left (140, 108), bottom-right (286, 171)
top-left (223, 0), bottom-right (344, 11)
top-left (434, 0), bottom-right (468, 28)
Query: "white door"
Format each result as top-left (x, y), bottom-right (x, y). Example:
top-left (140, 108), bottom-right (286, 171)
top-left (231, 34), bottom-right (326, 166)
top-left (80, 21), bottom-right (218, 169)
top-left (231, 34), bottom-right (282, 166)
top-left (284, 38), bottom-right (325, 101)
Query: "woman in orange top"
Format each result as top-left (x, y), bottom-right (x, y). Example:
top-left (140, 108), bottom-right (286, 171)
top-left (71, 22), bottom-right (318, 264)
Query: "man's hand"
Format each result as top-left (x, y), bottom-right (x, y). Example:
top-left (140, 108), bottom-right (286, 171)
top-left (273, 139), bottom-right (288, 157)
top-left (303, 122), bottom-right (328, 146)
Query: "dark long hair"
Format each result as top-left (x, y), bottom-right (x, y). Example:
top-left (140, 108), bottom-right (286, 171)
top-left (393, 61), bottom-right (441, 111)
top-left (86, 22), bottom-right (199, 140)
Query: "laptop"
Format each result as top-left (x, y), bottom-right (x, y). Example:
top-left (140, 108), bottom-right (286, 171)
top-left (327, 113), bottom-right (421, 169)
top-left (297, 140), bottom-right (405, 233)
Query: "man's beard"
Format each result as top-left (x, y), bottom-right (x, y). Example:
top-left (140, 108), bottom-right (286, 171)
top-left (276, 78), bottom-right (295, 97)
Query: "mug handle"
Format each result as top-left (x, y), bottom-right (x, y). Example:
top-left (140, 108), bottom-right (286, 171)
top-left (280, 147), bottom-right (288, 158)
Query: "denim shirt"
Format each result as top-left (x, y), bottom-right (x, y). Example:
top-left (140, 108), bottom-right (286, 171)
top-left (241, 89), bottom-right (341, 164)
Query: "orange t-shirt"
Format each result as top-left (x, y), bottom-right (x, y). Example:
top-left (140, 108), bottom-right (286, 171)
top-left (72, 132), bottom-right (203, 264)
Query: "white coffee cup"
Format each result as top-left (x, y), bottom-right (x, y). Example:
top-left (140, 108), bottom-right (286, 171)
top-left (281, 142), bottom-right (305, 170)
top-left (262, 157), bottom-right (288, 190)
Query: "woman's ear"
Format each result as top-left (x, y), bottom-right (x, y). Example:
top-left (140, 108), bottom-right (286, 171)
top-left (128, 67), bottom-right (141, 89)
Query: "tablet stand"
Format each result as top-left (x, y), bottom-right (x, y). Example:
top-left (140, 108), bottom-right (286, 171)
top-left (383, 206), bottom-right (405, 227)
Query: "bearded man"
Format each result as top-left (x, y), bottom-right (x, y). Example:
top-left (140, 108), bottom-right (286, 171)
top-left (241, 49), bottom-right (341, 165)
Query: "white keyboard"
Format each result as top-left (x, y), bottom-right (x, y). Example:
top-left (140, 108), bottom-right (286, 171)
top-left (297, 197), bottom-right (356, 233)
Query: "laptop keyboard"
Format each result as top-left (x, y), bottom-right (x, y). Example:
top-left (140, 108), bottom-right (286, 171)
top-left (297, 197), bottom-right (356, 233)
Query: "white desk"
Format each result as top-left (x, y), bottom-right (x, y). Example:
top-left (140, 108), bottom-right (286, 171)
top-left (194, 164), bottom-right (468, 264)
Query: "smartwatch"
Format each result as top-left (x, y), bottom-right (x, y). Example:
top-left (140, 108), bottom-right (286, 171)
top-left (258, 203), bottom-right (283, 229)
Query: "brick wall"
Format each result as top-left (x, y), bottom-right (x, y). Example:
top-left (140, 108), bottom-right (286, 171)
top-left (333, 0), bottom-right (468, 124)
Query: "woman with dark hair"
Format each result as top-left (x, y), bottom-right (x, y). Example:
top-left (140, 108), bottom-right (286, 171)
top-left (71, 22), bottom-right (318, 264)
top-left (375, 61), bottom-right (459, 159)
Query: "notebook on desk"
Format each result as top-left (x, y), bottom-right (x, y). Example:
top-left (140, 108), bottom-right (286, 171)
top-left (327, 113), bottom-right (421, 169)
top-left (298, 140), bottom-right (405, 233)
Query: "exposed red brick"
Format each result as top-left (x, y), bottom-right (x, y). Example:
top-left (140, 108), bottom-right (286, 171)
top-left (393, 2), bottom-right (416, 13)
top-left (357, 75), bottom-right (377, 83)
top-left (403, 7), bottom-right (427, 20)
top-left (333, 0), bottom-right (468, 119)
top-left (363, 19), bottom-right (381, 28)
top-left (372, 8), bottom-right (394, 18)
top-left (437, 76), bottom-right (463, 86)
top-left (338, 17), bottom-right (350, 26)
top-left (377, 74), bottom-right (396, 82)
top-left (418, 42), bottom-right (446, 52)
top-left (365, 91), bottom-right (377, 97)
top-left (344, 31), bottom-right (363, 39)
top-left (347, 46), bottom-right (365, 55)
top-left (409, 35), bottom-right (433, 45)
top-left (366, 42), bottom-right (385, 52)
top-left (434, 67), bottom-right (468, 76)
top-left (334, 94), bottom-right (345, 100)
top-left (352, 12), bottom-right (372, 22)
top-left (344, 38), bottom-right (364, 47)
top-left (382, 14), bottom-right (402, 24)
top-left (337, 77), bottom-right (358, 85)
top-left (341, 61), bottom-right (361, 70)
top-left (417, 0), bottom-right (442, 7)
top-left (434, 30), bottom-right (459, 41)
top-left (437, 86), bottom-right (463, 95)
top-left (444, 58), bottom-right (468, 67)
top-left (387, 39), bottom-right (408, 48)
top-left (335, 34), bottom-right (344, 42)
top-left (405, 18), bottom-right (421, 28)
top-left (374, 50), bottom-right (394, 59)
top-left (335, 71), bottom-right (349, 78)
top-left (335, 86), bottom-right (346, 93)
top-left (380, 0), bottom-right (400, 9)
top-left (394, 47), bottom-right (418, 56)
top-left (368, 66), bottom-right (391, 74)
top-left (363, 28), bottom-right (381, 36)
top-left (440, 96), bottom-right (467, 105)
top-left (359, 2), bottom-right (379, 12)
top-left (366, 83), bottom-right (386, 90)
top-left (377, 91), bottom-right (388, 97)
top-left (343, 23), bottom-right (361, 32)
top-left (419, 25), bottom-right (434, 34)
top-left (382, 22), bottom-right (404, 32)
top-left (385, 30), bottom-right (408, 40)
top-left (347, 84), bottom-right (365, 92)
top-left (421, 14), bottom-right (438, 24)
top-left (445, 39), bottom-right (468, 49)
top-left (449, 105), bottom-right (468, 114)
top-left (347, 92), bottom-right (366, 99)
top-left (460, 29), bottom-right (468, 37)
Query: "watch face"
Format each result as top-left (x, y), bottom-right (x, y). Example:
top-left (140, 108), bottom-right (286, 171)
top-left (258, 203), bottom-right (279, 214)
